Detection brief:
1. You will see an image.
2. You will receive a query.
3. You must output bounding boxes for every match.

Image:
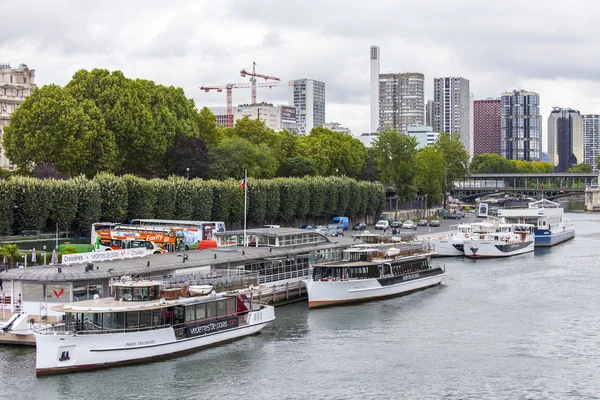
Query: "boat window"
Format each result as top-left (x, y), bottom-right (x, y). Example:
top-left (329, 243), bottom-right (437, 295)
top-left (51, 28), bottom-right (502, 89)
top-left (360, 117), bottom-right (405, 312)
top-left (216, 300), bottom-right (227, 317)
top-left (173, 306), bottom-right (185, 325)
top-left (185, 306), bottom-right (195, 322)
top-left (126, 312), bottom-right (139, 328)
top-left (133, 287), bottom-right (150, 301)
top-left (103, 312), bottom-right (125, 330)
top-left (382, 263), bottom-right (391, 276)
top-left (140, 310), bottom-right (152, 328)
top-left (206, 302), bottom-right (217, 319)
top-left (227, 298), bottom-right (236, 315)
top-left (196, 304), bottom-right (206, 319)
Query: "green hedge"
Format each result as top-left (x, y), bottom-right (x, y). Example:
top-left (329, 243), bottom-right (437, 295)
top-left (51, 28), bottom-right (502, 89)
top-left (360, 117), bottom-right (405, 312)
top-left (1, 175), bottom-right (385, 234)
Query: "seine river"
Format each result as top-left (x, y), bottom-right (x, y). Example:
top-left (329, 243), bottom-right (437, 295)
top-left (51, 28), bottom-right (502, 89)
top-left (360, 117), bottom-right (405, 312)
top-left (1, 211), bottom-right (599, 399)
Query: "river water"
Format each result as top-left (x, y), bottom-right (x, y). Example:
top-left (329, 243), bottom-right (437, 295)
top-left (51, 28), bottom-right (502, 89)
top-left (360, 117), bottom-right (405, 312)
top-left (1, 212), bottom-right (599, 399)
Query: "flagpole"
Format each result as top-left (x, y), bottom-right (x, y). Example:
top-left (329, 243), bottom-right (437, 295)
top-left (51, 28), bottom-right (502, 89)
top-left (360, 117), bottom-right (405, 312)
top-left (244, 168), bottom-right (248, 247)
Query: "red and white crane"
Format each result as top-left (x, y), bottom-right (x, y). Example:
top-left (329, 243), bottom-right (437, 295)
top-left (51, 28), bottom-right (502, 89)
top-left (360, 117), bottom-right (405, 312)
top-left (240, 62), bottom-right (280, 104)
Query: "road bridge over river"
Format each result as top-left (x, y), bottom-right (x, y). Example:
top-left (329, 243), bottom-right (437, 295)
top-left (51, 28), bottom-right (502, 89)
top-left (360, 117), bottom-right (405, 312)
top-left (451, 173), bottom-right (598, 201)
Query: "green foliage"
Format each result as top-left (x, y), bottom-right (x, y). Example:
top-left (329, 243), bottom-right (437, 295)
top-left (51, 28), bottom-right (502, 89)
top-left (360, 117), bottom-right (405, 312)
top-left (416, 146), bottom-right (445, 208)
top-left (72, 175), bottom-right (101, 234)
top-left (247, 179), bottom-right (268, 225)
top-left (0, 244), bottom-right (20, 268)
top-left (263, 180), bottom-right (281, 223)
top-left (12, 177), bottom-right (52, 232)
top-left (434, 132), bottom-right (469, 207)
top-left (93, 173), bottom-right (128, 222)
top-left (190, 179), bottom-right (213, 221)
top-left (61, 245), bottom-right (78, 255)
top-left (277, 156), bottom-right (318, 177)
top-left (123, 175), bottom-right (156, 221)
top-left (208, 180), bottom-right (235, 223)
top-left (48, 180), bottom-right (79, 233)
top-left (196, 107), bottom-right (223, 148)
top-left (297, 127), bottom-right (367, 178)
top-left (208, 137), bottom-right (278, 179)
top-left (153, 179), bottom-right (177, 219)
top-left (372, 128), bottom-right (419, 203)
top-left (172, 177), bottom-right (195, 220)
top-left (567, 163), bottom-right (593, 173)
top-left (470, 153), bottom-right (554, 174)
top-left (3, 84), bottom-right (117, 177)
top-left (0, 180), bottom-right (15, 235)
top-left (277, 178), bottom-right (300, 222)
top-left (307, 177), bottom-right (327, 219)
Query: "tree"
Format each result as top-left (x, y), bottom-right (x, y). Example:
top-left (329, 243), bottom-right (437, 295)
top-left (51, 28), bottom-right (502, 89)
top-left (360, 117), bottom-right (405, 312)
top-left (470, 153), bottom-right (515, 173)
top-left (567, 163), bottom-right (593, 173)
top-left (165, 136), bottom-right (209, 179)
top-left (372, 128), bottom-right (419, 208)
top-left (297, 127), bottom-right (367, 178)
top-left (2, 85), bottom-right (117, 177)
top-left (0, 244), bottom-right (20, 268)
top-left (62, 245), bottom-right (78, 255)
top-left (434, 132), bottom-right (469, 208)
top-left (416, 146), bottom-right (445, 208)
top-left (277, 156), bottom-right (318, 177)
top-left (208, 137), bottom-right (278, 179)
top-left (196, 107), bottom-right (223, 148)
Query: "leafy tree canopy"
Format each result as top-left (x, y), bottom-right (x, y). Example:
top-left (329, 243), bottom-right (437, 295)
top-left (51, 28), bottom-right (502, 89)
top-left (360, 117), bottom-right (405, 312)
top-left (567, 163), bottom-right (593, 173)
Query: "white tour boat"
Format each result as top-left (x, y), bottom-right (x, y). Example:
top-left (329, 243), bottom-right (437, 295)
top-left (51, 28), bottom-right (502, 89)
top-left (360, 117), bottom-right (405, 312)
top-left (464, 223), bottom-right (535, 258)
top-left (497, 199), bottom-right (575, 247)
top-left (304, 243), bottom-right (446, 309)
top-left (34, 280), bottom-right (275, 376)
top-left (427, 222), bottom-right (496, 257)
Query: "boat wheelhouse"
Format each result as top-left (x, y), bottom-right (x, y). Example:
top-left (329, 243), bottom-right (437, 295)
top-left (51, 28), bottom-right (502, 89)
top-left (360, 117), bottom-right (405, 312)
top-left (34, 280), bottom-right (275, 376)
top-left (304, 243), bottom-right (445, 309)
top-left (497, 199), bottom-right (575, 247)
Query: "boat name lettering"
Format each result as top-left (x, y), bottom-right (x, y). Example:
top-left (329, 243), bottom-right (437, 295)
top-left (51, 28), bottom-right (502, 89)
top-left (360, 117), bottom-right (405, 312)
top-left (125, 340), bottom-right (156, 347)
top-left (187, 316), bottom-right (238, 337)
top-left (403, 273), bottom-right (420, 281)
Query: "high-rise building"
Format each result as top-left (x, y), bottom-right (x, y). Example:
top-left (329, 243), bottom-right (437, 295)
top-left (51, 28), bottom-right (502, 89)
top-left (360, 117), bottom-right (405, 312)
top-left (209, 103), bottom-right (297, 133)
top-left (0, 63), bottom-right (36, 170)
top-left (370, 46), bottom-right (380, 133)
top-left (473, 99), bottom-right (501, 155)
top-left (547, 107), bottom-right (583, 172)
top-left (289, 79), bottom-right (325, 136)
top-left (582, 114), bottom-right (600, 172)
top-left (501, 90), bottom-right (541, 161)
top-left (426, 99), bottom-right (434, 128)
top-left (407, 125), bottom-right (438, 149)
top-left (432, 77), bottom-right (471, 155)
top-left (378, 72), bottom-right (424, 134)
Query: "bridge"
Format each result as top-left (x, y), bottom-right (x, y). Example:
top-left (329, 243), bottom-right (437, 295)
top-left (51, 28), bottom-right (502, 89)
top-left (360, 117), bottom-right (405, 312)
top-left (451, 173), bottom-right (598, 201)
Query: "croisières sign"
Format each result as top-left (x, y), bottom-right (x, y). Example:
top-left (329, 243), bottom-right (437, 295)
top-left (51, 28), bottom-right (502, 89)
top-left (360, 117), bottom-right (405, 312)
top-left (61, 248), bottom-right (151, 265)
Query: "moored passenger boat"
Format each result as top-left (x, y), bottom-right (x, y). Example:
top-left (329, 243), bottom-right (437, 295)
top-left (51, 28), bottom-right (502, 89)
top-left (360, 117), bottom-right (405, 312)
top-left (304, 243), bottom-right (445, 309)
top-left (427, 222), bottom-right (496, 257)
top-left (34, 280), bottom-right (274, 376)
top-left (497, 199), bottom-right (575, 247)
top-left (464, 223), bottom-right (535, 258)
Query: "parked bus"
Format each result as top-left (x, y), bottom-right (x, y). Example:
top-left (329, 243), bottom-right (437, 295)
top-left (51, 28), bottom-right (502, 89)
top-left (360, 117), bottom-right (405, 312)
top-left (477, 202), bottom-right (489, 218)
top-left (92, 223), bottom-right (185, 252)
top-left (94, 230), bottom-right (168, 254)
top-left (129, 219), bottom-right (225, 250)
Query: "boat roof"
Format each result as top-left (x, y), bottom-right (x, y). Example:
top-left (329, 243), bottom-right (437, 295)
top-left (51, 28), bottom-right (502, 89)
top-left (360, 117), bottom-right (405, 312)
top-left (529, 199), bottom-right (560, 208)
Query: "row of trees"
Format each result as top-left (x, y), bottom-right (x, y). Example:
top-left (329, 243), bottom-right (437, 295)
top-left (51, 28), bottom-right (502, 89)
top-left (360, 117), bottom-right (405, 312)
top-left (0, 175), bottom-right (385, 236)
top-left (470, 153), bottom-right (597, 174)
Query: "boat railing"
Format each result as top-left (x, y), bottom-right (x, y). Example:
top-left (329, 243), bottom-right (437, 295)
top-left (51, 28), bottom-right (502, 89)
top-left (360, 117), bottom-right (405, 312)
top-left (35, 323), bottom-right (173, 336)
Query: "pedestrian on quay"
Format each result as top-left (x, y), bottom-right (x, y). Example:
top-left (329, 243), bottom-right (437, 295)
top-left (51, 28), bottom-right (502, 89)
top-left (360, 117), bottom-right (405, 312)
top-left (0, 277), bottom-right (3, 291)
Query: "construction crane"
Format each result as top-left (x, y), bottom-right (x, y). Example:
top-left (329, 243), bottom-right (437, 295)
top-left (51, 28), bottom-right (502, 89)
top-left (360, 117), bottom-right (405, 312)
top-left (240, 62), bottom-right (280, 104)
top-left (200, 81), bottom-right (293, 128)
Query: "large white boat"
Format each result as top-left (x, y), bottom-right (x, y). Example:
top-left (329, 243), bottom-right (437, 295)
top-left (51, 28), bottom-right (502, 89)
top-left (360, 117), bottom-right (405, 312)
top-left (464, 223), bottom-right (535, 258)
top-left (304, 244), bottom-right (446, 309)
top-left (427, 222), bottom-right (496, 257)
top-left (497, 199), bottom-right (575, 247)
top-left (34, 280), bottom-right (275, 376)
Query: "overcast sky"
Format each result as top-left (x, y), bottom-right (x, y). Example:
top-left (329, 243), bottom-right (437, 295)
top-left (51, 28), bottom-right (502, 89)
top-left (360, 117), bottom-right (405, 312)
top-left (2, 0), bottom-right (599, 150)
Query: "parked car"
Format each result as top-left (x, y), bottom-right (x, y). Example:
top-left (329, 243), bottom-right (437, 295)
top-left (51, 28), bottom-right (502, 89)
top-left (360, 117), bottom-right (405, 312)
top-left (402, 220), bottom-right (417, 230)
top-left (314, 225), bottom-right (328, 233)
top-left (455, 211), bottom-right (465, 218)
top-left (352, 223), bottom-right (367, 231)
top-left (375, 220), bottom-right (389, 230)
top-left (417, 219), bottom-right (428, 226)
top-left (390, 221), bottom-right (402, 228)
top-left (445, 213), bottom-right (461, 220)
top-left (325, 228), bottom-right (344, 237)
top-left (428, 219), bottom-right (441, 227)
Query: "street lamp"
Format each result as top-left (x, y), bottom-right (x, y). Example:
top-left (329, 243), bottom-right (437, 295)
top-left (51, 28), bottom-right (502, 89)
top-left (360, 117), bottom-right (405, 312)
top-left (186, 167), bottom-right (190, 180)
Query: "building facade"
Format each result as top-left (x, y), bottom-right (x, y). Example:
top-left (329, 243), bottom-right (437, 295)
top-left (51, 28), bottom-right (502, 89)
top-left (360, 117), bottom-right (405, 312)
top-left (378, 72), bottom-right (424, 134)
top-left (547, 107), bottom-right (583, 172)
top-left (0, 63), bottom-right (36, 170)
top-left (323, 122), bottom-right (351, 135)
top-left (209, 103), bottom-right (297, 133)
top-left (370, 46), bottom-right (380, 133)
top-left (426, 99), bottom-right (434, 128)
top-left (432, 77), bottom-right (471, 155)
top-left (500, 90), bottom-right (541, 161)
top-left (473, 99), bottom-right (501, 155)
top-left (289, 79), bottom-right (325, 136)
top-left (582, 114), bottom-right (600, 172)
top-left (407, 125), bottom-right (438, 149)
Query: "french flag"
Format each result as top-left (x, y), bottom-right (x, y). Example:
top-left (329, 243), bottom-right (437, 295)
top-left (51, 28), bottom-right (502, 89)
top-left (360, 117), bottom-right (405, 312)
top-left (241, 176), bottom-right (246, 189)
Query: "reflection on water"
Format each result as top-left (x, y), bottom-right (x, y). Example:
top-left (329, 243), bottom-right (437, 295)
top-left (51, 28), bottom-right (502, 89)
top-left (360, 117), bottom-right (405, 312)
top-left (1, 212), bottom-right (600, 399)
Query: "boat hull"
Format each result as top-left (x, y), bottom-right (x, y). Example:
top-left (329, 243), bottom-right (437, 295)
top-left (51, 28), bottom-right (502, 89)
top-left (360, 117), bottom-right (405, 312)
top-left (534, 228), bottom-right (575, 247)
top-left (464, 240), bottom-right (535, 258)
top-left (305, 271), bottom-right (446, 309)
top-left (428, 239), bottom-right (465, 257)
top-left (34, 307), bottom-right (275, 376)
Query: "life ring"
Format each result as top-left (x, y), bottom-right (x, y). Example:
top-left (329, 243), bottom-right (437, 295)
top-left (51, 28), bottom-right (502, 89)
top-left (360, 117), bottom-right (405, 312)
top-left (464, 234), bottom-right (469, 238)
top-left (180, 285), bottom-right (189, 296)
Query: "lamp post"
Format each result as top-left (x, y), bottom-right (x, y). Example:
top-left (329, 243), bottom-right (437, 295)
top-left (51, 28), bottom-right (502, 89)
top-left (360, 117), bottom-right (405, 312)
top-left (186, 167), bottom-right (190, 180)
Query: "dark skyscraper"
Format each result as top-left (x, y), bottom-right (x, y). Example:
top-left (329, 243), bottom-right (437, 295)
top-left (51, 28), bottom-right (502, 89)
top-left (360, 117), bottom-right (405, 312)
top-left (473, 99), bottom-right (501, 155)
top-left (501, 90), bottom-right (541, 161)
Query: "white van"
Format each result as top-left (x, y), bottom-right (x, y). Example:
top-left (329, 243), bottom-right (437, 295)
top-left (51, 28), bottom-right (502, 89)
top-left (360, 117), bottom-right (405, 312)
top-left (375, 220), bottom-right (389, 230)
